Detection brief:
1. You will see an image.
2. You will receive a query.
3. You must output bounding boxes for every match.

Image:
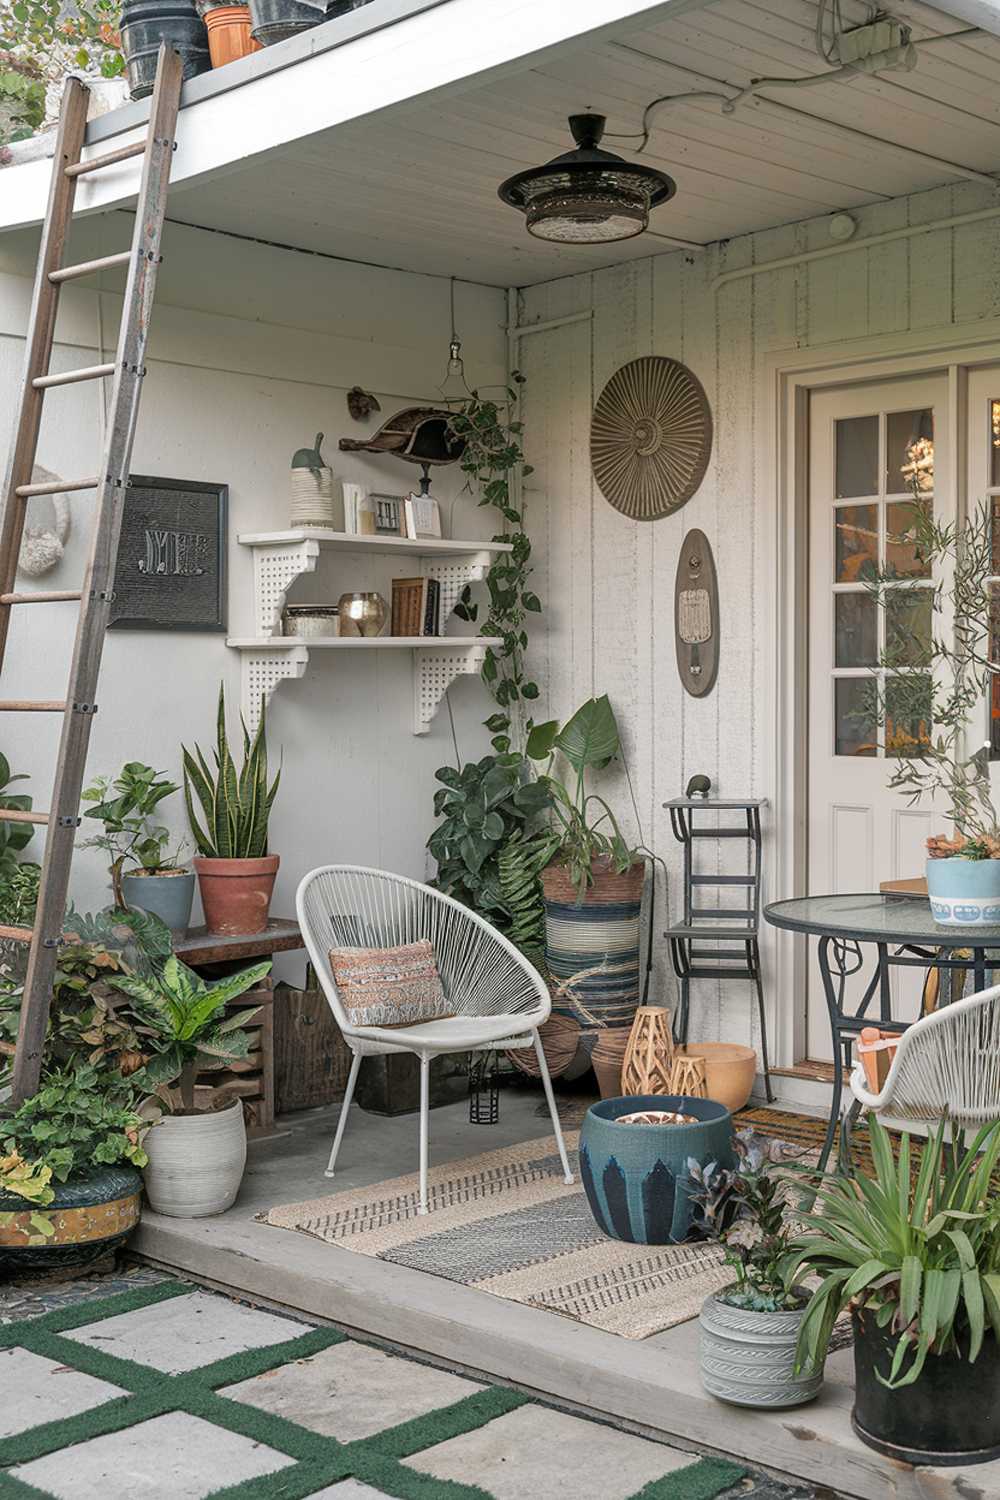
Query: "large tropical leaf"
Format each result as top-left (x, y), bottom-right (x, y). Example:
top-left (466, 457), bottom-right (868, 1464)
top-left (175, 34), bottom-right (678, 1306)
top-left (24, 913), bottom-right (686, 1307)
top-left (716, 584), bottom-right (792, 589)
top-left (553, 695), bottom-right (621, 775)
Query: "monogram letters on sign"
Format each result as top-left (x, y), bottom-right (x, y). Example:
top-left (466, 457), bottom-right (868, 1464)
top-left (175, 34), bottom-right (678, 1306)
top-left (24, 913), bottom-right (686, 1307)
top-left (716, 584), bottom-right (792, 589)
top-left (110, 476), bottom-right (227, 632)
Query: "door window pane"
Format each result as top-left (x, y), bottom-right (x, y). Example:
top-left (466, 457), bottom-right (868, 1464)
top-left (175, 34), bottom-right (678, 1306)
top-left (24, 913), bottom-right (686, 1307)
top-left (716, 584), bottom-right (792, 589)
top-left (835, 677), bottom-right (876, 757)
top-left (885, 589), bottom-right (932, 667)
top-left (835, 504), bottom-right (878, 582)
top-left (991, 401), bottom-right (1000, 489)
top-left (886, 498), bottom-right (931, 579)
top-left (888, 408), bottom-right (933, 495)
top-left (885, 675), bottom-right (932, 757)
top-left (835, 594), bottom-right (876, 667)
top-left (835, 415), bottom-right (878, 498)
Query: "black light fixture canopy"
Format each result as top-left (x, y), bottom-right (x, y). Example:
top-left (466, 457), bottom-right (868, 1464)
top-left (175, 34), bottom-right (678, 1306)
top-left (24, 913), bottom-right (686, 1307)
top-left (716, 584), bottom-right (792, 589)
top-left (498, 114), bottom-right (676, 245)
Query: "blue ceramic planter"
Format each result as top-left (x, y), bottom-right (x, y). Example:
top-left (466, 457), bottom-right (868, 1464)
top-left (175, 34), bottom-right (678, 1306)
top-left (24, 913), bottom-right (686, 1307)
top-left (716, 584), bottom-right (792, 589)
top-left (579, 1094), bottom-right (734, 1245)
top-left (926, 856), bottom-right (1000, 926)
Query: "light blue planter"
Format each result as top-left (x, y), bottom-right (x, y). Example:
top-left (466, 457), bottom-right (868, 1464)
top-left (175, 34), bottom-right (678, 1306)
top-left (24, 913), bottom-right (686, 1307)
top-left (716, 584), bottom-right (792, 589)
top-left (121, 870), bottom-right (195, 934)
top-left (579, 1094), bottom-right (734, 1245)
top-left (926, 857), bottom-right (1000, 926)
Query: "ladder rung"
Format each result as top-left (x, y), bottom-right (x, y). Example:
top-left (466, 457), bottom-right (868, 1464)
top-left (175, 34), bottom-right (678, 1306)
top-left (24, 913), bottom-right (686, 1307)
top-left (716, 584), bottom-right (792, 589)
top-left (65, 140), bottom-right (146, 178)
top-left (49, 251), bottom-right (132, 284)
top-left (0, 700), bottom-right (67, 712)
top-left (0, 925), bottom-right (34, 944)
top-left (0, 591), bottom-right (82, 605)
top-left (0, 809), bottom-right (49, 825)
top-left (32, 363), bottom-right (115, 390)
top-left (15, 475), bottom-right (99, 498)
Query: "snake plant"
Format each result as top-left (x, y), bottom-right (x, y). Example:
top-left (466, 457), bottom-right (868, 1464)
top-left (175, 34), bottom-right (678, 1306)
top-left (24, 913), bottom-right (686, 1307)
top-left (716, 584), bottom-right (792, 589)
top-left (182, 685), bottom-right (280, 860)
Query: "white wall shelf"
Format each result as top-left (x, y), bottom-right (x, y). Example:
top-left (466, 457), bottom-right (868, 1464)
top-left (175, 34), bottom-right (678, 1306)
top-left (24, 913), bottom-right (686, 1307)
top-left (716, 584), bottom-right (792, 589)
top-left (231, 528), bottom-right (510, 734)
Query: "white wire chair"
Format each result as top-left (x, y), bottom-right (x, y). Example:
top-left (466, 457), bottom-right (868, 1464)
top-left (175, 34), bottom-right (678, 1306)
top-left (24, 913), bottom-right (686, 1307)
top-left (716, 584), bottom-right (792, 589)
top-left (849, 979), bottom-right (1000, 1136)
top-left (296, 865), bottom-right (574, 1214)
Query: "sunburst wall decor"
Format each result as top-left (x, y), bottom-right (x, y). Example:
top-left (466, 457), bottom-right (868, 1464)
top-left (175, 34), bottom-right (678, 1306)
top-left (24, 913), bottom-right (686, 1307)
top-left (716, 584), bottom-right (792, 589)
top-left (590, 356), bottom-right (712, 520)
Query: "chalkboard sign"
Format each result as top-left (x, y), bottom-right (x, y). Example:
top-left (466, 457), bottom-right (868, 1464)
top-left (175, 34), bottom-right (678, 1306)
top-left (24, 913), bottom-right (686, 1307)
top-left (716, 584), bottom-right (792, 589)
top-left (109, 476), bottom-right (227, 632)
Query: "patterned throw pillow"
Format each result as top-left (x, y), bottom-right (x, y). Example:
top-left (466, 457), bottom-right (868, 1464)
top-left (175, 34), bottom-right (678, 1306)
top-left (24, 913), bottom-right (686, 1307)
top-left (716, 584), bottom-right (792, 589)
top-left (328, 940), bottom-right (452, 1028)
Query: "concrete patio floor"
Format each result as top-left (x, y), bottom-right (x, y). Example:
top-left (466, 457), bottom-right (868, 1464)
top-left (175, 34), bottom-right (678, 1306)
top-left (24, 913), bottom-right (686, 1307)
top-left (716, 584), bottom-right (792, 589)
top-left (129, 1089), bottom-right (1000, 1500)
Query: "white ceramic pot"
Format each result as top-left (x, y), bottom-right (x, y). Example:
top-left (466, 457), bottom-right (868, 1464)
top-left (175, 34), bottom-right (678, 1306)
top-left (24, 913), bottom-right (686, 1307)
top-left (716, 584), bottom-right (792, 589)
top-left (700, 1291), bottom-right (822, 1408)
top-left (143, 1100), bottom-right (247, 1217)
top-left (926, 856), bottom-right (1000, 926)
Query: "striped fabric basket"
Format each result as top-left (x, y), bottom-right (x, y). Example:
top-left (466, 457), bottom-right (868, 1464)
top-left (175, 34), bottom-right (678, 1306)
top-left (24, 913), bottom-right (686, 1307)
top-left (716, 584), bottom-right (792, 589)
top-left (542, 858), bottom-right (646, 1077)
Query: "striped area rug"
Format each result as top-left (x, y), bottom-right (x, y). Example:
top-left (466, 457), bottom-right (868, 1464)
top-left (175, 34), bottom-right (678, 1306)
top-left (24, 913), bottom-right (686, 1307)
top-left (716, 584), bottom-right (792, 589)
top-left (260, 1132), bottom-right (734, 1339)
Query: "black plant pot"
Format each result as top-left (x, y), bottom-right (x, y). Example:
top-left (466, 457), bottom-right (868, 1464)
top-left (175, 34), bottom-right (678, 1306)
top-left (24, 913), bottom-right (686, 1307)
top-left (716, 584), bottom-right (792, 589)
top-left (852, 1305), bottom-right (1000, 1466)
top-left (120, 0), bottom-right (210, 98)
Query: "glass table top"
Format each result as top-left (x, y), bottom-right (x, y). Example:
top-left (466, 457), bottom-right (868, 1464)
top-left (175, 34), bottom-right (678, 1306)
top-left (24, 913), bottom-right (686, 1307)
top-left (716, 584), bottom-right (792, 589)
top-left (764, 892), bottom-right (1000, 946)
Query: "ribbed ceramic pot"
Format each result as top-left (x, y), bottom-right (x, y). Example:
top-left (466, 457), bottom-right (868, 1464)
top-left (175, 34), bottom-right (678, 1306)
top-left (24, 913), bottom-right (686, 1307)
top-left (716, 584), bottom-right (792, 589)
top-left (579, 1094), bottom-right (733, 1244)
top-left (0, 1166), bottom-right (142, 1272)
top-left (700, 1292), bottom-right (822, 1408)
top-left (121, 869), bottom-right (195, 934)
top-left (926, 856), bottom-right (1000, 925)
top-left (143, 1100), bottom-right (247, 1217)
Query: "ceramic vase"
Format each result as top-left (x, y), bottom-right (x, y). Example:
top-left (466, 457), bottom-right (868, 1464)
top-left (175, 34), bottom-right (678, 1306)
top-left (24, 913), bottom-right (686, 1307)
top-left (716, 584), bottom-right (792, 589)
top-left (121, 869), bottom-right (195, 934)
top-left (676, 1042), bottom-right (757, 1112)
top-left (143, 1100), bottom-right (247, 1217)
top-left (290, 466), bottom-right (342, 529)
top-left (926, 856), bottom-right (1000, 926)
top-left (700, 1293), bottom-right (822, 1408)
top-left (621, 1006), bottom-right (675, 1095)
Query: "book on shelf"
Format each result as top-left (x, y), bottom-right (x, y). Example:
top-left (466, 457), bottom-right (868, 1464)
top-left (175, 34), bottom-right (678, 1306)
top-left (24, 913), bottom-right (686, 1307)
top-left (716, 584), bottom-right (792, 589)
top-left (422, 578), bottom-right (441, 636)
top-left (390, 576), bottom-right (442, 637)
top-left (403, 492), bottom-right (442, 541)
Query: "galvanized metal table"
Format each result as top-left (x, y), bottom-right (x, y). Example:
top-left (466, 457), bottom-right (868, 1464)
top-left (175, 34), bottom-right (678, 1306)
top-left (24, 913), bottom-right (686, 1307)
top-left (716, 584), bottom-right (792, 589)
top-left (763, 893), bottom-right (1000, 1170)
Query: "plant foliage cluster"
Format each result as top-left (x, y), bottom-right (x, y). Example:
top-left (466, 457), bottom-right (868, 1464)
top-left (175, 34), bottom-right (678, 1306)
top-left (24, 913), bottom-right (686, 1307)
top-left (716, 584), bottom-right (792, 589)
top-left (82, 762), bottom-right (184, 906)
top-left (183, 686), bottom-right (280, 859)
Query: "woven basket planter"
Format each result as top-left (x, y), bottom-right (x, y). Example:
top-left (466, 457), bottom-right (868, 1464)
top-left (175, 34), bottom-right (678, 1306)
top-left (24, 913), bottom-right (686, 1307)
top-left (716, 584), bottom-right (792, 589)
top-left (506, 1012), bottom-right (580, 1079)
top-left (591, 1026), bottom-right (631, 1098)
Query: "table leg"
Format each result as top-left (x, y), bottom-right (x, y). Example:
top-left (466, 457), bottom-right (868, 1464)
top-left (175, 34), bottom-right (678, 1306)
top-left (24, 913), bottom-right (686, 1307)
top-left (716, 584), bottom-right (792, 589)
top-left (878, 942), bottom-right (891, 1023)
top-left (817, 935), bottom-right (842, 1174)
top-left (975, 948), bottom-right (987, 996)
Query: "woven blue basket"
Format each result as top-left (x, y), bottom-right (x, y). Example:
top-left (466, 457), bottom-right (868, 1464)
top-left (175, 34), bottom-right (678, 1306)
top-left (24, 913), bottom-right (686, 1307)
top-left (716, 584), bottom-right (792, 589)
top-left (579, 1094), bottom-right (734, 1244)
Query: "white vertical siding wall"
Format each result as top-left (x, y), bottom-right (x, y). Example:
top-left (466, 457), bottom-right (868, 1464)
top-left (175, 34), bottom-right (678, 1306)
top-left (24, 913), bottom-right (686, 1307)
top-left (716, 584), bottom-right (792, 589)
top-left (519, 180), bottom-right (1000, 1058)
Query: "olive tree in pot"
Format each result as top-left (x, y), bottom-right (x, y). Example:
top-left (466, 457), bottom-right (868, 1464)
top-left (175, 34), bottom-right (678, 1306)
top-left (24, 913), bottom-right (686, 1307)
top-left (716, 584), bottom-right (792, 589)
top-left (782, 1115), bottom-right (1000, 1465)
top-left (691, 1129), bottom-right (823, 1408)
top-left (183, 684), bottom-right (281, 935)
top-left (109, 954), bottom-right (270, 1217)
top-left (81, 762), bottom-right (194, 933)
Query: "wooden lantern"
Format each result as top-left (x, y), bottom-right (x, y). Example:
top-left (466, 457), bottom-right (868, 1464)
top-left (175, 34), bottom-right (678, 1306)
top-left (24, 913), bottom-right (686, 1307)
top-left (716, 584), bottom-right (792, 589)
top-left (621, 1006), bottom-right (675, 1096)
top-left (670, 1054), bottom-right (708, 1099)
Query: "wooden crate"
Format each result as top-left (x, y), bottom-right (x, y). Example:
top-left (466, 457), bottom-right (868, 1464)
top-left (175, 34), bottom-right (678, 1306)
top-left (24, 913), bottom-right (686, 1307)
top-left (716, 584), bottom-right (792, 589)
top-left (273, 981), bottom-right (352, 1113)
top-left (193, 982), bottom-right (275, 1136)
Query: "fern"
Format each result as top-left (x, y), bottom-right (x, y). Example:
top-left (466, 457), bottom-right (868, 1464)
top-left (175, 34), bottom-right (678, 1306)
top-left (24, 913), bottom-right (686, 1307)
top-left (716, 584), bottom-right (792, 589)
top-left (498, 830), bottom-right (559, 967)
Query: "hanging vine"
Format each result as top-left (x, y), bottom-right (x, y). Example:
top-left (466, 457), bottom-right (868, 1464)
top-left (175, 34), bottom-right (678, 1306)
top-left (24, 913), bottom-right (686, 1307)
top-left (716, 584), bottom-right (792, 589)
top-left (448, 377), bottom-right (541, 754)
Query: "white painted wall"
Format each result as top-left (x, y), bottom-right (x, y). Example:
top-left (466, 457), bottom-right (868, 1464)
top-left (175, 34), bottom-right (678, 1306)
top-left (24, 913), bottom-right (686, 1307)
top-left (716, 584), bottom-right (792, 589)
top-left (0, 212), bottom-right (508, 961)
top-left (518, 180), bottom-right (1000, 1064)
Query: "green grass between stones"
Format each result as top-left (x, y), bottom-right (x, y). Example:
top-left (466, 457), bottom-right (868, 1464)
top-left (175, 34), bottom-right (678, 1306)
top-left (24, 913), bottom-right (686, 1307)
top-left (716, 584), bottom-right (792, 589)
top-left (0, 1280), bottom-right (746, 1500)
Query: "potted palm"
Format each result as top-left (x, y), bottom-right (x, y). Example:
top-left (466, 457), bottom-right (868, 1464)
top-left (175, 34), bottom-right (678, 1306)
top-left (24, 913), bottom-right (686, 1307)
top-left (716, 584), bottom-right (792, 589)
top-left (109, 953), bottom-right (270, 1217)
top-left (183, 684), bottom-right (281, 935)
top-left (783, 1115), bottom-right (1000, 1464)
top-left (81, 762), bottom-right (194, 933)
top-left (692, 1130), bottom-right (823, 1408)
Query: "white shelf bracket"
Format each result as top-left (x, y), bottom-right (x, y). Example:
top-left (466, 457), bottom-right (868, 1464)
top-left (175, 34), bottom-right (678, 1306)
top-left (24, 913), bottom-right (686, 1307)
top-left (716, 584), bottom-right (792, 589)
top-left (414, 644), bottom-right (487, 735)
top-left (242, 645), bottom-right (309, 732)
top-left (252, 539), bottom-right (320, 635)
top-left (424, 550), bottom-right (494, 623)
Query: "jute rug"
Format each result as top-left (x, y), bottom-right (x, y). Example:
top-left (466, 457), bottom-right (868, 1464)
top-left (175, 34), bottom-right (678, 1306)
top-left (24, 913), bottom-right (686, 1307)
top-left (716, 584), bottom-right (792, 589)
top-left (260, 1132), bottom-right (735, 1339)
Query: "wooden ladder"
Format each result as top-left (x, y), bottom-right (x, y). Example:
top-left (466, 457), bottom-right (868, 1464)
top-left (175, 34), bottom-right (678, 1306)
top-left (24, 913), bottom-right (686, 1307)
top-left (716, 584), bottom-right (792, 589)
top-left (0, 45), bottom-right (183, 1105)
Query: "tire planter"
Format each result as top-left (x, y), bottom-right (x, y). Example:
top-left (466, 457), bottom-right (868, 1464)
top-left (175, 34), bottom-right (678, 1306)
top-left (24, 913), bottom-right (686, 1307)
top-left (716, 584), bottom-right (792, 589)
top-left (852, 1305), bottom-right (1000, 1465)
top-left (542, 858), bottom-right (645, 1079)
top-left (700, 1292), bottom-right (822, 1408)
top-left (579, 1093), bottom-right (733, 1244)
top-left (120, 0), bottom-right (210, 98)
top-left (121, 869), bottom-right (195, 934)
top-left (926, 855), bottom-right (1000, 926)
top-left (143, 1099), bottom-right (246, 1217)
top-left (0, 1166), bottom-right (142, 1273)
top-left (194, 853), bottom-right (278, 935)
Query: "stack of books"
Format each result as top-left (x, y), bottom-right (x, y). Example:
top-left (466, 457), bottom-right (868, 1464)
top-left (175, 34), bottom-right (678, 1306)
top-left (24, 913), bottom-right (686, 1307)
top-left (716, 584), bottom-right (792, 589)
top-left (391, 577), bottom-right (441, 636)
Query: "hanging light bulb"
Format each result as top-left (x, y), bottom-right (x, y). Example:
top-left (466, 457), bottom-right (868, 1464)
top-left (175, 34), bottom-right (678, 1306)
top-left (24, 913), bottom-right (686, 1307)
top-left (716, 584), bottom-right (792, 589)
top-left (438, 280), bottom-right (472, 405)
top-left (498, 114), bottom-right (676, 245)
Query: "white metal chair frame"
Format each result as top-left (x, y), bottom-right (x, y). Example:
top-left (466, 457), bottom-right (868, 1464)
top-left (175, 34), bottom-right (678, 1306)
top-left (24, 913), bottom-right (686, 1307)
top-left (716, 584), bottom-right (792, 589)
top-left (296, 864), bottom-right (574, 1213)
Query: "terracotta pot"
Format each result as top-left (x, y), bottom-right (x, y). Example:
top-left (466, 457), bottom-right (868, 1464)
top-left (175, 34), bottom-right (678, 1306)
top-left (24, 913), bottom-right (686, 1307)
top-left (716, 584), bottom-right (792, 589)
top-left (205, 3), bottom-right (261, 64)
top-left (194, 854), bottom-right (278, 935)
top-left (678, 1042), bottom-right (757, 1112)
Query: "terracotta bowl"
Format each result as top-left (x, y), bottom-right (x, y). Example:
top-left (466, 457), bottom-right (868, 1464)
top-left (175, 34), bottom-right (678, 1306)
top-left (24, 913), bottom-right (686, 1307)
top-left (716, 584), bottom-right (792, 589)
top-left (677, 1042), bottom-right (757, 1112)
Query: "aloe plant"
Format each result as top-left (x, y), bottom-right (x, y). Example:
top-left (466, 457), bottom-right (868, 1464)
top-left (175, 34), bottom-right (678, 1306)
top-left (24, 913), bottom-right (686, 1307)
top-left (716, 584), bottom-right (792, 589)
top-left (182, 685), bottom-right (280, 859)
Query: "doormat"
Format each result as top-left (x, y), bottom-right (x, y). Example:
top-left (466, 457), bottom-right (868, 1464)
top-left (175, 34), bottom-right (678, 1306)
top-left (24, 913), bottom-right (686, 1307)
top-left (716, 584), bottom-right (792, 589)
top-left (0, 1280), bottom-right (745, 1500)
top-left (260, 1133), bottom-right (736, 1340)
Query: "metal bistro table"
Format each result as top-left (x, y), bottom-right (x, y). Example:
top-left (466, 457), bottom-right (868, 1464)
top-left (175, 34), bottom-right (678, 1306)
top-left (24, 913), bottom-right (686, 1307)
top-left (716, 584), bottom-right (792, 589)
top-left (764, 892), bottom-right (1000, 1170)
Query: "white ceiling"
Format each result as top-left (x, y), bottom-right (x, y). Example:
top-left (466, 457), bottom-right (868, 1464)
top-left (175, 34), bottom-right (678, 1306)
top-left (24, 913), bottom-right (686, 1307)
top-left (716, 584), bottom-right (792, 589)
top-left (166, 0), bottom-right (1000, 286)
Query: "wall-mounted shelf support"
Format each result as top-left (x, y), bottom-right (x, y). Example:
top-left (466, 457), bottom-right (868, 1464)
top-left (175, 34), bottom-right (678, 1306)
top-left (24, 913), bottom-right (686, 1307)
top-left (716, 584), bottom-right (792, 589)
top-left (252, 538), bottom-right (320, 636)
top-left (414, 644), bottom-right (489, 735)
top-left (242, 644), bottom-right (309, 732)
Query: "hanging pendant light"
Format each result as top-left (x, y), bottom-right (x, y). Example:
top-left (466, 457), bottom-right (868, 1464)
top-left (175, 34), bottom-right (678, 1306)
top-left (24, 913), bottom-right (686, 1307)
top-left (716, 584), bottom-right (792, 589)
top-left (498, 114), bottom-right (676, 245)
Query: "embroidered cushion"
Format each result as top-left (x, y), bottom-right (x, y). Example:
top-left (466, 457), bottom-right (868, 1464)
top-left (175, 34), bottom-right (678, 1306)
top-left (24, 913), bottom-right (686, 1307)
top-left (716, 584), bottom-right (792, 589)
top-left (329, 939), bottom-right (452, 1028)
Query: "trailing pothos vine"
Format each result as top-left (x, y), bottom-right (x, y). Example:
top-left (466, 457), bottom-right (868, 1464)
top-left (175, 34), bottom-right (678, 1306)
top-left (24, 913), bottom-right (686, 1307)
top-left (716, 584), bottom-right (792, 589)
top-left (448, 378), bottom-right (541, 755)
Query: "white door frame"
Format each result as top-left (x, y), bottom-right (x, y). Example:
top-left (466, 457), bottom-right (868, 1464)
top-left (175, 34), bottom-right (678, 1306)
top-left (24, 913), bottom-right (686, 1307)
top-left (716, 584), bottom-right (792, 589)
top-left (761, 315), bottom-right (1000, 1071)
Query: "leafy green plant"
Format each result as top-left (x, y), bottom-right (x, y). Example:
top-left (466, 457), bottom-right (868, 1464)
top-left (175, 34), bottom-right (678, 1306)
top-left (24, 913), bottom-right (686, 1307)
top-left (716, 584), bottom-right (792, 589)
top-left (82, 762), bottom-right (184, 906)
top-left (0, 52), bottom-right (44, 145)
top-left (109, 954), bottom-right (270, 1112)
top-left (449, 383), bottom-right (540, 753)
top-left (0, 751), bottom-right (34, 881)
top-left (781, 1115), bottom-right (1000, 1389)
top-left (526, 696), bottom-right (639, 899)
top-left (497, 829), bottom-right (560, 967)
top-left (183, 684), bottom-right (280, 859)
top-left (0, 2), bottom-right (124, 111)
top-left (0, 1061), bottom-right (149, 1183)
top-left (687, 1130), bottom-right (804, 1313)
top-left (0, 860), bottom-right (39, 933)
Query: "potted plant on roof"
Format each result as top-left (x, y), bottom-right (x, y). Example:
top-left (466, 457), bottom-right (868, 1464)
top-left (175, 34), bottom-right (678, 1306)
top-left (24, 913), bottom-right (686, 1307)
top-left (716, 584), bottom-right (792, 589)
top-left (782, 1115), bottom-right (1000, 1465)
top-left (183, 684), bottom-right (281, 936)
top-left (81, 761), bottom-right (194, 934)
top-left (692, 1129), bottom-right (823, 1409)
top-left (109, 953), bottom-right (270, 1216)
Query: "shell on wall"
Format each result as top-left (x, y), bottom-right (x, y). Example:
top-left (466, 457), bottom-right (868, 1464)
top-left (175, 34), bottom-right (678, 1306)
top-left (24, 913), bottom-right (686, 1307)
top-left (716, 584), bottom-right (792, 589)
top-left (590, 356), bottom-right (712, 521)
top-left (17, 464), bottom-right (72, 578)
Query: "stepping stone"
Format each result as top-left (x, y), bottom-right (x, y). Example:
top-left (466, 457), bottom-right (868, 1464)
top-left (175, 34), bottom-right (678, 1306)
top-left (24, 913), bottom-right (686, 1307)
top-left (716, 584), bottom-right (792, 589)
top-left (223, 1340), bottom-right (483, 1441)
top-left (404, 1403), bottom-right (696, 1500)
top-left (64, 1291), bottom-right (305, 1374)
top-left (0, 1347), bottom-right (126, 1438)
top-left (11, 1410), bottom-right (294, 1500)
